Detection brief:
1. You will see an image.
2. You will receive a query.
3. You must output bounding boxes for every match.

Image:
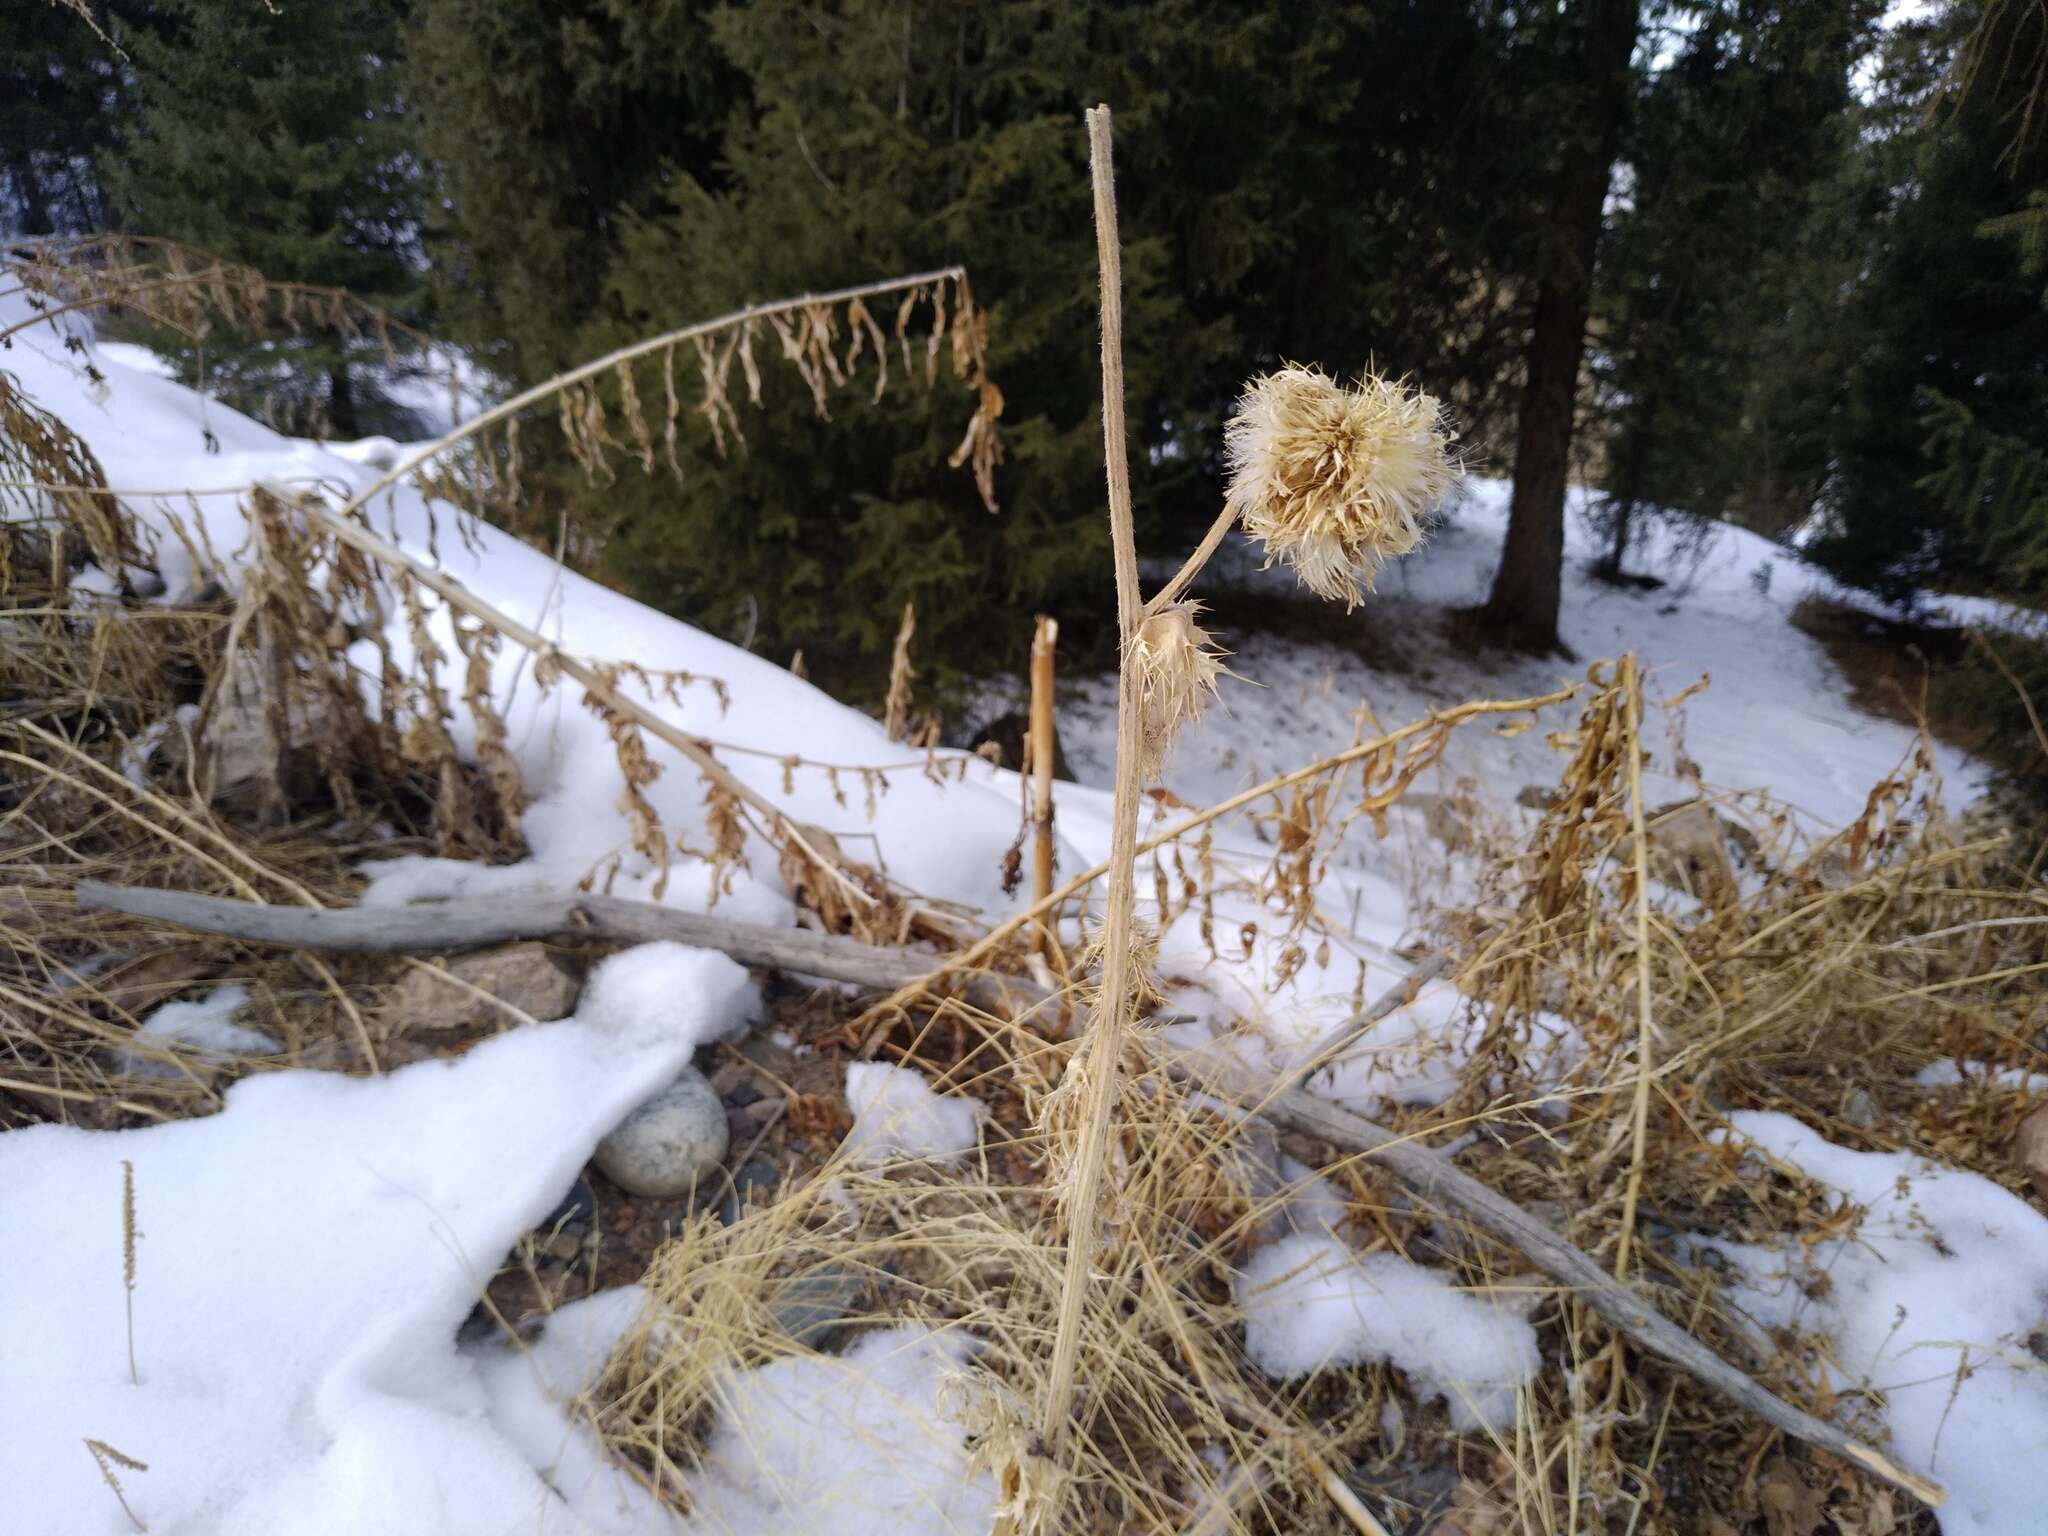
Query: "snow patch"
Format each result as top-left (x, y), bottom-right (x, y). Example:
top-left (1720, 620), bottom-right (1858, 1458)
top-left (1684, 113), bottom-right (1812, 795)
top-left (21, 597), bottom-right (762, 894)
top-left (1236, 1232), bottom-right (1540, 1432)
top-left (842, 1064), bottom-right (984, 1165)
top-left (0, 945), bottom-right (748, 1534)
top-left (1915, 1059), bottom-right (2048, 1094)
top-left (1701, 1111), bottom-right (2048, 1536)
top-left (118, 984), bottom-right (278, 1077)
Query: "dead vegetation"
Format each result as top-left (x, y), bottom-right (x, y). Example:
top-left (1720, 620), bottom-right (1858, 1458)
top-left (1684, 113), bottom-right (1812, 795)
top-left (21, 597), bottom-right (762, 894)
top-left (5, 229), bottom-right (2048, 1536)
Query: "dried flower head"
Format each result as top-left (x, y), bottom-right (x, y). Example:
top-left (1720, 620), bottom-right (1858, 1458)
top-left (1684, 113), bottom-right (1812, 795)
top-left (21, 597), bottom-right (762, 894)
top-left (1225, 365), bottom-right (1457, 605)
top-left (1130, 601), bottom-right (1227, 779)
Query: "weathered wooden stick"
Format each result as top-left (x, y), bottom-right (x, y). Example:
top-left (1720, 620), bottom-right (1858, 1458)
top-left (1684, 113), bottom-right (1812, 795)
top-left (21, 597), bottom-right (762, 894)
top-left (72, 879), bottom-right (991, 999)
top-left (72, 876), bottom-right (1941, 1503)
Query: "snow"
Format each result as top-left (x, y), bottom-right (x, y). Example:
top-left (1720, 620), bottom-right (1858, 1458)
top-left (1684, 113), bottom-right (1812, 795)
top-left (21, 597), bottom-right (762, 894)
top-left (579, 940), bottom-right (762, 1044)
top-left (1915, 1059), bottom-right (2048, 1094)
top-left (1700, 1112), bottom-right (2048, 1536)
top-left (841, 1063), bottom-right (985, 1165)
top-left (1056, 481), bottom-right (1986, 839)
top-left (118, 984), bottom-right (279, 1077)
top-left (667, 1326), bottom-right (996, 1534)
top-left (478, 1298), bottom-right (997, 1536)
top-left (1235, 1232), bottom-right (1540, 1433)
top-left (0, 942), bottom-right (754, 1535)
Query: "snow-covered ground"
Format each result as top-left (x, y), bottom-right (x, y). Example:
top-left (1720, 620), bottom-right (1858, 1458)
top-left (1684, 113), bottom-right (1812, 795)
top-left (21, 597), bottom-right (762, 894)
top-left (4, 296), bottom-right (2044, 1532)
top-left (1048, 484), bottom-right (1987, 835)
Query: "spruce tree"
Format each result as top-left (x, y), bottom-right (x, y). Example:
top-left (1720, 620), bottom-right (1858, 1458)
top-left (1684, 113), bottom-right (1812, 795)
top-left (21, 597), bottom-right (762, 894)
top-left (104, 0), bottom-right (421, 437)
top-left (1591, 1), bottom-right (1879, 571)
top-left (403, 0), bottom-right (743, 383)
top-left (1802, 1), bottom-right (2048, 603)
top-left (1, 1), bottom-right (135, 237)
top-left (1479, 0), bottom-right (1642, 654)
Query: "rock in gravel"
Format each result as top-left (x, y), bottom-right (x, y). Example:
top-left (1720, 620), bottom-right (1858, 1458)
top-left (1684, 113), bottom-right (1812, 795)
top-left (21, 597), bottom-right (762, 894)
top-left (386, 942), bottom-right (581, 1031)
top-left (769, 1262), bottom-right (864, 1349)
top-left (543, 1177), bottom-right (597, 1233)
top-left (719, 1158), bottom-right (779, 1227)
top-left (594, 1066), bottom-right (730, 1199)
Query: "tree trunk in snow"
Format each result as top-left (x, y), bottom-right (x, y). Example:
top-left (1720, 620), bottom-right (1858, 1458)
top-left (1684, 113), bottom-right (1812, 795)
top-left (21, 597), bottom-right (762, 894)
top-left (327, 358), bottom-right (359, 440)
top-left (1481, 0), bottom-right (1640, 653)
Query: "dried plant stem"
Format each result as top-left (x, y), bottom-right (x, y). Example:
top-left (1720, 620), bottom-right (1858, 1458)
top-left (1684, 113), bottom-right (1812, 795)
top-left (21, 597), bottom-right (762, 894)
top-left (1043, 102), bottom-right (1145, 1447)
top-left (326, 268), bottom-right (969, 528)
top-left (883, 601), bottom-right (917, 742)
top-left (83, 1439), bottom-right (148, 1532)
top-left (276, 488), bottom-right (933, 935)
top-left (1028, 615), bottom-right (1059, 949)
top-left (1614, 654), bottom-right (1657, 1279)
top-left (8, 720), bottom-right (381, 1072)
top-left (121, 1159), bottom-right (138, 1385)
top-left (1146, 501), bottom-right (1240, 616)
top-left (1971, 626), bottom-right (2048, 762)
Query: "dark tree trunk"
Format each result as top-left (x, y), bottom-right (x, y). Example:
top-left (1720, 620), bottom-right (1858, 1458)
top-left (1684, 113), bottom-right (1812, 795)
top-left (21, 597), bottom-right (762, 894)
top-left (1606, 497), bottom-right (1633, 574)
top-left (7, 153), bottom-right (54, 237)
top-left (1481, 0), bottom-right (1641, 653)
top-left (327, 360), bottom-right (359, 440)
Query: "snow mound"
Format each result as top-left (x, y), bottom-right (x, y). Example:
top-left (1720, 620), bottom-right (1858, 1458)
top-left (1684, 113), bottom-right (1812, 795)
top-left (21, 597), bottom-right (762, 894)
top-left (1235, 1231), bottom-right (1540, 1432)
top-left (842, 1064), bottom-right (984, 1165)
top-left (0, 943), bottom-right (749, 1535)
top-left (679, 1325), bottom-right (996, 1533)
top-left (578, 941), bottom-right (761, 1048)
top-left (1702, 1112), bottom-right (2048, 1536)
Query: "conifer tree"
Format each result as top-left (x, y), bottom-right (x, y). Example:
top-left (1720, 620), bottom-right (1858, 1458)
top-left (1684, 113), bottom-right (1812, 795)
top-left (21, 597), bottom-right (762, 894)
top-left (1801, 1), bottom-right (2048, 602)
top-left (1479, 0), bottom-right (1642, 654)
top-left (1591, 1), bottom-right (1878, 570)
top-left (104, 0), bottom-right (420, 437)
top-left (0, 1), bottom-right (133, 237)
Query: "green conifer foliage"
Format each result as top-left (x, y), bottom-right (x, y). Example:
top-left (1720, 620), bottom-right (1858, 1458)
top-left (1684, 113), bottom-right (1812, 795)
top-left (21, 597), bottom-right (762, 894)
top-left (104, 0), bottom-right (421, 437)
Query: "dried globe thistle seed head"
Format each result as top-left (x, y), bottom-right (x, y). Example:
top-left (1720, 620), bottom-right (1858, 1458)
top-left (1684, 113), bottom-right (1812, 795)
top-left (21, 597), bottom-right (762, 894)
top-left (1225, 365), bottom-right (1458, 606)
top-left (1130, 601), bottom-right (1226, 780)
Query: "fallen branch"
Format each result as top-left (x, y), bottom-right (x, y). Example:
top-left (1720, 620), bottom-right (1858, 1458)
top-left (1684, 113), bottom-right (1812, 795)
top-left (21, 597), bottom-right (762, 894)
top-left (72, 880), bottom-right (1025, 1008)
top-left (72, 875), bottom-right (1941, 1503)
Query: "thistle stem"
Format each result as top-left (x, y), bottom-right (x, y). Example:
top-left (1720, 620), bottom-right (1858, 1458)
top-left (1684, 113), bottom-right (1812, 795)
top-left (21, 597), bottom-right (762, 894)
top-left (1042, 103), bottom-right (1145, 1448)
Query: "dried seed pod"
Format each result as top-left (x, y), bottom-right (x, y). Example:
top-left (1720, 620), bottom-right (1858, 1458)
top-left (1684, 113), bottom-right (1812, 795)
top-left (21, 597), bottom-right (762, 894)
top-left (1130, 600), bottom-right (1226, 779)
top-left (1225, 365), bottom-right (1457, 606)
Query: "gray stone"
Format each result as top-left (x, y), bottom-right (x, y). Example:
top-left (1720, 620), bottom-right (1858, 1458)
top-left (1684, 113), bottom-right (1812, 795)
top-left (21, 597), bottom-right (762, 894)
top-left (1842, 1086), bottom-right (1879, 1129)
top-left (719, 1158), bottom-right (779, 1227)
top-left (594, 1066), bottom-right (729, 1199)
top-left (769, 1262), bottom-right (864, 1349)
top-left (387, 943), bottom-right (581, 1032)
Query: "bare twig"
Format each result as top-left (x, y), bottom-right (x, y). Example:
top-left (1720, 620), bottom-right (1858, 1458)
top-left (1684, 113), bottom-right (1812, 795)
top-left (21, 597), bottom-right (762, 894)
top-left (72, 880), bottom-right (1009, 1000)
top-left (1028, 615), bottom-right (1059, 951)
